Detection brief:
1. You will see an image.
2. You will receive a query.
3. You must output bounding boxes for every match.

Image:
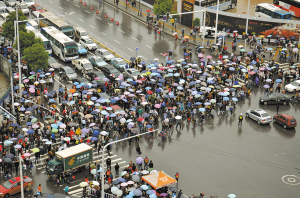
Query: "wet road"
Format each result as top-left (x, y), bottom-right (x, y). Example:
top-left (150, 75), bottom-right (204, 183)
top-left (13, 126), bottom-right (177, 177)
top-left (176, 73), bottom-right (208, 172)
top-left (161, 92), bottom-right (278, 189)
top-left (1, 1), bottom-right (300, 198)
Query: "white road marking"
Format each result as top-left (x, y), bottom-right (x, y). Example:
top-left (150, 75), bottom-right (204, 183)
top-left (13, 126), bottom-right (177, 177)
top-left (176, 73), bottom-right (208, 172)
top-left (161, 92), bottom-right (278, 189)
top-left (75, 4), bottom-right (80, 7)
top-left (132, 37), bottom-right (139, 41)
top-left (85, 10), bottom-right (90, 13)
top-left (140, 56), bottom-right (148, 60)
top-left (88, 51), bottom-right (95, 56)
top-left (101, 32), bottom-right (107, 36)
top-left (146, 45), bottom-right (152, 49)
top-left (59, 6), bottom-right (63, 9)
top-left (119, 30), bottom-right (125, 33)
top-left (78, 18), bottom-right (84, 22)
top-left (97, 17), bottom-right (101, 20)
top-left (127, 47), bottom-right (133, 51)
top-left (108, 23), bottom-right (113, 26)
top-left (114, 39), bottom-right (120, 44)
top-left (49, 0), bottom-right (53, 3)
top-left (90, 25), bottom-right (95, 28)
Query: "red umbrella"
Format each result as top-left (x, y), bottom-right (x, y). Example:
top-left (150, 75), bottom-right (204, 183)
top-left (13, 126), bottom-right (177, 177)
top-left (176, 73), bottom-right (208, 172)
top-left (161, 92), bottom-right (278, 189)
top-left (137, 117), bottom-right (144, 121)
top-left (147, 90), bottom-right (153, 94)
top-left (146, 10), bottom-right (151, 12)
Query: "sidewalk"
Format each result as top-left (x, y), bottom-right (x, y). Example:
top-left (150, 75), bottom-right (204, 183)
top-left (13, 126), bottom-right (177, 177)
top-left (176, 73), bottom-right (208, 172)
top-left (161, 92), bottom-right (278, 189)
top-left (103, 0), bottom-right (284, 62)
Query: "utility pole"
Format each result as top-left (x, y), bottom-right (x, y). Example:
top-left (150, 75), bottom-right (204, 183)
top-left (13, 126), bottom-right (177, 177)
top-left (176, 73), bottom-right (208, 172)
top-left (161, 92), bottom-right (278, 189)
top-left (16, 8), bottom-right (22, 99)
top-left (214, 0), bottom-right (220, 44)
top-left (20, 154), bottom-right (24, 198)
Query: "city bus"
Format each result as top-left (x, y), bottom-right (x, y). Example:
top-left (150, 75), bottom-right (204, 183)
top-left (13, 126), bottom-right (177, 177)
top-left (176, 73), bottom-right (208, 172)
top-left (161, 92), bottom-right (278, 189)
top-left (274, 0), bottom-right (300, 18)
top-left (195, 0), bottom-right (237, 10)
top-left (40, 26), bottom-right (78, 62)
top-left (39, 11), bottom-right (74, 38)
top-left (255, 3), bottom-right (292, 19)
top-left (26, 25), bottom-right (52, 56)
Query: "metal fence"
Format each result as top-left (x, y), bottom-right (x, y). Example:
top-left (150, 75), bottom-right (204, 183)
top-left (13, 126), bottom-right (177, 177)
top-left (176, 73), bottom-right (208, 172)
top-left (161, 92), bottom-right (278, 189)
top-left (0, 54), bottom-right (12, 106)
top-left (35, 0), bottom-right (131, 62)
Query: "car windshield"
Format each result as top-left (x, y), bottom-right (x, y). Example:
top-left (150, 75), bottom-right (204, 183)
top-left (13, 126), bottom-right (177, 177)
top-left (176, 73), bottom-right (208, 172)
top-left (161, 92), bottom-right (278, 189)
top-left (118, 60), bottom-right (126, 65)
top-left (47, 163), bottom-right (56, 171)
top-left (291, 82), bottom-right (298, 86)
top-left (3, 180), bottom-right (13, 189)
top-left (65, 68), bottom-right (74, 74)
top-left (21, 5), bottom-right (27, 9)
top-left (35, 6), bottom-right (43, 10)
top-left (261, 113), bottom-right (269, 117)
top-left (103, 51), bottom-right (110, 56)
top-left (65, 45), bottom-right (78, 57)
top-left (132, 71), bottom-right (141, 76)
top-left (290, 119), bottom-right (296, 122)
top-left (78, 45), bottom-right (85, 50)
top-left (86, 39), bottom-right (94, 44)
top-left (95, 57), bottom-right (104, 62)
top-left (48, 59), bottom-right (56, 64)
top-left (83, 63), bottom-right (92, 68)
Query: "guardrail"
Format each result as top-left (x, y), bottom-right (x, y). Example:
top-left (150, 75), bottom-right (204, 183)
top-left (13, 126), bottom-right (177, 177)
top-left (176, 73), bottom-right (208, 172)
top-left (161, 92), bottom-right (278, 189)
top-left (0, 54), bottom-right (12, 106)
top-left (35, 0), bottom-right (131, 63)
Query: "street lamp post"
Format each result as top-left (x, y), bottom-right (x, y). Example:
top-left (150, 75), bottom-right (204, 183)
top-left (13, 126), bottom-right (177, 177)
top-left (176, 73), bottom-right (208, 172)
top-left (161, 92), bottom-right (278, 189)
top-left (245, 0), bottom-right (251, 47)
top-left (202, 9), bottom-right (206, 46)
top-left (214, 0), bottom-right (220, 44)
top-left (19, 154), bottom-right (24, 198)
top-left (139, 0), bottom-right (141, 16)
top-left (175, 19), bottom-right (177, 32)
top-left (101, 130), bottom-right (157, 198)
top-left (16, 8), bottom-right (22, 100)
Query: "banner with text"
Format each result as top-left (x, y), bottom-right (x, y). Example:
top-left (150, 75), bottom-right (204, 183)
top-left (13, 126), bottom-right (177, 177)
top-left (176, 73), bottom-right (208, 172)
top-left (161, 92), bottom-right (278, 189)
top-left (205, 11), bottom-right (300, 40)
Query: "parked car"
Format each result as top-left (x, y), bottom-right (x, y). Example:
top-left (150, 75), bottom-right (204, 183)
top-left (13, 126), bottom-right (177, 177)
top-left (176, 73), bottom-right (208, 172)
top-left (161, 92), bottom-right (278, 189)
top-left (273, 114), bottom-right (297, 128)
top-left (6, 6), bottom-right (15, 13)
top-left (29, 4), bottom-right (44, 13)
top-left (111, 58), bottom-right (127, 70)
top-left (0, 176), bottom-right (33, 198)
top-left (77, 43), bottom-right (87, 55)
top-left (123, 68), bottom-right (141, 80)
top-left (285, 80), bottom-right (300, 92)
top-left (89, 56), bottom-right (108, 68)
top-left (79, 36), bottom-right (97, 51)
top-left (0, 13), bottom-right (8, 21)
top-left (4, 0), bottom-right (16, 7)
top-left (72, 77), bottom-right (90, 85)
top-left (259, 93), bottom-right (291, 105)
top-left (245, 109), bottom-right (272, 124)
top-left (0, 1), bottom-right (7, 11)
top-left (84, 70), bottom-right (106, 82)
top-left (101, 65), bottom-right (120, 79)
top-left (20, 2), bottom-right (29, 14)
top-left (95, 49), bottom-right (114, 62)
top-left (58, 66), bottom-right (77, 80)
top-left (48, 57), bottom-right (61, 69)
top-left (24, 0), bottom-right (35, 7)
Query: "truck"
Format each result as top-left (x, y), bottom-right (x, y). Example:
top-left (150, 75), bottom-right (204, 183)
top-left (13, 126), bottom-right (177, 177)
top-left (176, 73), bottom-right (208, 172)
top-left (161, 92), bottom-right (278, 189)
top-left (46, 143), bottom-right (93, 178)
top-left (71, 58), bottom-right (93, 73)
top-left (199, 26), bottom-right (220, 38)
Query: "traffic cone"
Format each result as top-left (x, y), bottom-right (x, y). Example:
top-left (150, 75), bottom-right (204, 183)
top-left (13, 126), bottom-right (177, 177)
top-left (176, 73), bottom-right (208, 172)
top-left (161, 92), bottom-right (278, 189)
top-left (83, 2), bottom-right (86, 6)
top-left (91, 6), bottom-right (93, 10)
top-left (105, 14), bottom-right (107, 18)
top-left (116, 21), bottom-right (119, 25)
top-left (111, 17), bottom-right (114, 21)
top-left (96, 10), bottom-right (99, 14)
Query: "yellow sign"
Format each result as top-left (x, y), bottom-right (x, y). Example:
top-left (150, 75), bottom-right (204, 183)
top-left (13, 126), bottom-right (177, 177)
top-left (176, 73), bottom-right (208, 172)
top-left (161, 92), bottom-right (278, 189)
top-left (68, 157), bottom-right (75, 166)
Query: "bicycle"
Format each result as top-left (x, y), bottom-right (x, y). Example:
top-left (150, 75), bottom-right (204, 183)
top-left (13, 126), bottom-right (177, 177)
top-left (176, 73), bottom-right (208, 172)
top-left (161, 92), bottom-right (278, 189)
top-left (238, 120), bottom-right (242, 127)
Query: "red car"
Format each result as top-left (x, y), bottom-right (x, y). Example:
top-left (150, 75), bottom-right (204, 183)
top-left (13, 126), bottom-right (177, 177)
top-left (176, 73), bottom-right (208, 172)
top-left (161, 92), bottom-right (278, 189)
top-left (29, 4), bottom-right (44, 13)
top-left (0, 176), bottom-right (33, 198)
top-left (273, 114), bottom-right (297, 128)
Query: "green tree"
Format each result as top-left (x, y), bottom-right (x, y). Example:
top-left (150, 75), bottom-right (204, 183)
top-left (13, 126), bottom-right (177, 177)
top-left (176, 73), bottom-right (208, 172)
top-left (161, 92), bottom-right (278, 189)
top-left (193, 18), bottom-right (200, 27)
top-left (23, 43), bottom-right (49, 71)
top-left (170, 11), bottom-right (179, 19)
top-left (13, 31), bottom-right (42, 55)
top-left (153, 0), bottom-right (173, 15)
top-left (2, 11), bottom-right (27, 41)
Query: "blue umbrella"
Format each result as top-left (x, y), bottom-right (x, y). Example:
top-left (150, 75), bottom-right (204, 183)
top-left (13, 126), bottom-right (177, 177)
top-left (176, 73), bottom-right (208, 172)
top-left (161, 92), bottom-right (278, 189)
top-left (150, 194), bottom-right (157, 198)
top-left (276, 79), bottom-right (282, 83)
top-left (195, 102), bottom-right (202, 105)
top-left (91, 137), bottom-right (98, 141)
top-left (11, 123), bottom-right (18, 127)
top-left (232, 97), bottom-right (238, 101)
top-left (199, 108), bottom-right (205, 112)
top-left (141, 185), bottom-right (149, 190)
top-left (93, 130), bottom-right (99, 136)
top-left (146, 125), bottom-right (152, 128)
top-left (51, 124), bottom-right (58, 129)
top-left (156, 89), bottom-right (162, 92)
top-left (223, 97), bottom-right (229, 101)
top-left (183, 53), bottom-right (189, 56)
top-left (118, 178), bottom-right (126, 182)
top-left (91, 97), bottom-right (97, 101)
top-left (73, 82), bottom-right (79, 85)
top-left (26, 122), bottom-right (32, 125)
top-left (146, 190), bottom-right (155, 195)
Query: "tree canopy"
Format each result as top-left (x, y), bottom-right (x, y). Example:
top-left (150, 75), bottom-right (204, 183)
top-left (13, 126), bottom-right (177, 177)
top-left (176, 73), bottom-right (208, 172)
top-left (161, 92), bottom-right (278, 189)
top-left (2, 11), bottom-right (27, 41)
top-left (153, 0), bottom-right (173, 15)
top-left (23, 43), bottom-right (49, 71)
top-left (13, 31), bottom-right (42, 55)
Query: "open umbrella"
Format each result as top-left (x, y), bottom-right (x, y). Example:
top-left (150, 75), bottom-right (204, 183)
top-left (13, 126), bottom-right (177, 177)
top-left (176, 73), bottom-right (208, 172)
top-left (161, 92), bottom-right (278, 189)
top-left (136, 157), bottom-right (143, 164)
top-left (79, 182), bottom-right (88, 187)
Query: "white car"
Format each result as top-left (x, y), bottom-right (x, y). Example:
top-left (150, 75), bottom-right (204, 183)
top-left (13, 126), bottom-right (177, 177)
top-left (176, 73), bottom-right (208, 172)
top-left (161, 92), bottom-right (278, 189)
top-left (245, 109), bottom-right (272, 124)
top-left (20, 2), bottom-right (29, 15)
top-left (24, 0), bottom-right (35, 7)
top-left (123, 68), bottom-right (141, 80)
top-left (79, 36), bottom-right (97, 51)
top-left (285, 80), bottom-right (300, 92)
top-left (95, 49), bottom-right (114, 62)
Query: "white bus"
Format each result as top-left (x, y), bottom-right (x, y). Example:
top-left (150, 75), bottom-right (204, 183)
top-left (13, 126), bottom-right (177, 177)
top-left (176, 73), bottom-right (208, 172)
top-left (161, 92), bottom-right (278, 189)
top-left (255, 3), bottom-right (292, 19)
top-left (26, 26), bottom-right (52, 56)
top-left (40, 26), bottom-right (78, 62)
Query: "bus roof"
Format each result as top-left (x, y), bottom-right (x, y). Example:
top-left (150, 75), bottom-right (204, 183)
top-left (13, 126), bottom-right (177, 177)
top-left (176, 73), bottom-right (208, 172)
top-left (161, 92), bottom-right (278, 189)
top-left (40, 11), bottom-right (72, 28)
top-left (257, 3), bottom-right (281, 11)
top-left (41, 26), bottom-right (74, 43)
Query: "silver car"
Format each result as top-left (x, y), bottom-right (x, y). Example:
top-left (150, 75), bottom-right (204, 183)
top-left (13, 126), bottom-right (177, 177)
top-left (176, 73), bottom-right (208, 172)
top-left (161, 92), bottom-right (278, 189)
top-left (245, 109), bottom-right (272, 124)
top-left (95, 49), bottom-right (114, 62)
top-left (48, 57), bottom-right (61, 69)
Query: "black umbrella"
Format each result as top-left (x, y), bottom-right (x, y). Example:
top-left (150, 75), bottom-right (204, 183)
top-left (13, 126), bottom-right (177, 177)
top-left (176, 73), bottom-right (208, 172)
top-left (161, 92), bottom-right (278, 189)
top-left (4, 158), bottom-right (12, 162)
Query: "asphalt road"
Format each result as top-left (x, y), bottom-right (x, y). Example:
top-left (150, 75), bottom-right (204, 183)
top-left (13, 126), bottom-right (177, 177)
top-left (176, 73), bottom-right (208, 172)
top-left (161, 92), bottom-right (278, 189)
top-left (1, 1), bottom-right (300, 198)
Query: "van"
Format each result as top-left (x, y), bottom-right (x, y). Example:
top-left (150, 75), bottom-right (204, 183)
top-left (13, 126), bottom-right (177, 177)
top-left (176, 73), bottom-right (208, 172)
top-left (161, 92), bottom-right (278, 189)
top-left (27, 20), bottom-right (38, 29)
top-left (199, 26), bottom-right (219, 38)
top-left (273, 113), bottom-right (297, 128)
top-left (74, 26), bottom-right (88, 40)
top-left (32, 11), bottom-right (40, 18)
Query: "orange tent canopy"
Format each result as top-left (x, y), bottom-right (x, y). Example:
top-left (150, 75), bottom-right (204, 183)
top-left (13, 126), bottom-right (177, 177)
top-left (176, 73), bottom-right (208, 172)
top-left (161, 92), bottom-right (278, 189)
top-left (141, 171), bottom-right (177, 189)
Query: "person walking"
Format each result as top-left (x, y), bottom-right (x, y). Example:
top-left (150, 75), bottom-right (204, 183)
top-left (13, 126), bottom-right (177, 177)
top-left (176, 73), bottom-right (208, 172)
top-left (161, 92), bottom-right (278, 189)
top-left (27, 182), bottom-right (32, 196)
top-left (115, 162), bottom-right (119, 176)
top-left (144, 156), bottom-right (149, 170)
top-left (136, 145), bottom-right (141, 156)
top-left (106, 156), bottom-right (111, 171)
top-left (64, 184), bottom-right (69, 195)
top-left (276, 100), bottom-right (280, 114)
top-left (175, 172), bottom-right (179, 182)
top-left (37, 184), bottom-right (42, 196)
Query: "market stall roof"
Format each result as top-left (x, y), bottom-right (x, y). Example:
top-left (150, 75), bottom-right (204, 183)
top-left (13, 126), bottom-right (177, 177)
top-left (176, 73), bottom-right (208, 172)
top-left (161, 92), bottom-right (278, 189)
top-left (141, 171), bottom-right (177, 189)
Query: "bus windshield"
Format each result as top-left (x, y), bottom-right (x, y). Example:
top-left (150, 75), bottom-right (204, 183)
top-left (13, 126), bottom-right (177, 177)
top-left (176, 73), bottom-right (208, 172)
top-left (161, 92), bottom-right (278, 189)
top-left (43, 41), bottom-right (51, 50)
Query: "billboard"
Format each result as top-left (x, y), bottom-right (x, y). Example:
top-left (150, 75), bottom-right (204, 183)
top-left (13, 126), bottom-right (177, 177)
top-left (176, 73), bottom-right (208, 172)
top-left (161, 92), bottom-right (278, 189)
top-left (181, 0), bottom-right (195, 28)
top-left (205, 12), bottom-right (300, 40)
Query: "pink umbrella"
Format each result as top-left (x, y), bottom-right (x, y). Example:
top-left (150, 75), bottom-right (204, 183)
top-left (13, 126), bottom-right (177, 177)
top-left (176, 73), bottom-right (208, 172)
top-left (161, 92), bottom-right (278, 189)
top-left (23, 79), bottom-right (29, 83)
top-left (249, 71), bottom-right (256, 75)
top-left (60, 124), bottom-right (66, 129)
top-left (94, 77), bottom-right (100, 80)
top-left (154, 104), bottom-right (161, 108)
top-left (136, 80), bottom-right (143, 83)
top-left (29, 88), bottom-right (35, 93)
top-left (124, 92), bottom-right (130, 95)
top-left (259, 67), bottom-right (265, 70)
top-left (198, 53), bottom-right (203, 57)
top-left (127, 181), bottom-right (135, 184)
top-left (121, 182), bottom-right (128, 186)
top-left (206, 55), bottom-right (212, 59)
top-left (24, 153), bottom-right (31, 157)
top-left (87, 92), bottom-right (93, 95)
top-left (32, 124), bottom-right (39, 129)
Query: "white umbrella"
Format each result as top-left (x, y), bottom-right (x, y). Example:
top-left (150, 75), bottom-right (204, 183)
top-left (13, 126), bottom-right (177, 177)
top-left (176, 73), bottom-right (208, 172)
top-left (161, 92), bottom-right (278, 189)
top-left (175, 116), bottom-right (182, 120)
top-left (64, 137), bottom-right (70, 141)
top-left (120, 118), bottom-right (126, 124)
top-left (92, 181), bottom-right (99, 186)
top-left (150, 170), bottom-right (157, 174)
top-left (79, 182), bottom-right (88, 187)
top-left (100, 131), bottom-right (108, 136)
top-left (141, 170), bottom-right (149, 174)
top-left (111, 186), bottom-right (119, 194)
top-left (115, 190), bottom-right (123, 196)
top-left (228, 194), bottom-right (236, 198)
